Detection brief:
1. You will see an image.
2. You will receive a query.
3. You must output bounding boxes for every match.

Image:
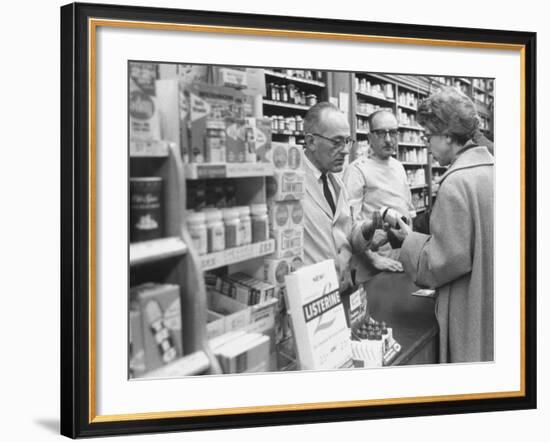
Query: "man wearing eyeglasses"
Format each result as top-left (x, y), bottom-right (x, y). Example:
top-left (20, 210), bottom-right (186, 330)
top-left (302, 102), bottom-right (384, 291)
top-left (343, 108), bottom-right (415, 275)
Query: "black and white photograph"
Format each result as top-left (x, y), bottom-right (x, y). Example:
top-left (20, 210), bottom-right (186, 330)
top-left (128, 62), bottom-right (495, 378)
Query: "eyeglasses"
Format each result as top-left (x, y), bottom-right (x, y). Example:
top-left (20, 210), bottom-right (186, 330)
top-left (370, 129), bottom-right (399, 139)
top-left (309, 133), bottom-right (355, 149)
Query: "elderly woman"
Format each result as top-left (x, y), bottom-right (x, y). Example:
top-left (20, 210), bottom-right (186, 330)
top-left (393, 86), bottom-right (494, 363)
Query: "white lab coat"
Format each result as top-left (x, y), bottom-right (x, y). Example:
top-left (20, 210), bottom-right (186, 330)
top-left (303, 161), bottom-right (371, 290)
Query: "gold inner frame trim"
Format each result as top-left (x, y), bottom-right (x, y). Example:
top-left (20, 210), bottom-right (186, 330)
top-left (88, 18), bottom-right (527, 424)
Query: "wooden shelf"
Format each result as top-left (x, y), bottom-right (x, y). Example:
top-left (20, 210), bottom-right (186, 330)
top-left (262, 99), bottom-right (310, 111)
top-left (409, 184), bottom-right (427, 190)
top-left (142, 350), bottom-right (210, 378)
top-left (457, 77), bottom-right (471, 85)
top-left (397, 102), bottom-right (418, 112)
top-left (356, 129), bottom-right (369, 136)
top-left (415, 206), bottom-right (428, 214)
top-left (355, 90), bottom-right (396, 105)
top-left (184, 162), bottom-right (274, 179)
top-left (130, 237), bottom-right (188, 267)
top-left (401, 162), bottom-right (426, 167)
top-left (356, 111), bottom-right (371, 119)
top-left (264, 69), bottom-right (326, 87)
top-left (200, 239), bottom-right (275, 271)
top-left (356, 72), bottom-right (394, 84)
top-left (130, 139), bottom-right (171, 158)
top-left (399, 142), bottom-right (425, 147)
top-left (399, 124), bottom-right (425, 131)
top-left (432, 164), bottom-right (447, 169)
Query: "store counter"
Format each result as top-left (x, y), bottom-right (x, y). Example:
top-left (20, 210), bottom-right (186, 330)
top-left (365, 272), bottom-right (439, 365)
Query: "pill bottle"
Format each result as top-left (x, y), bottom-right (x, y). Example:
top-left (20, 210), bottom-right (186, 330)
top-left (236, 205), bottom-right (252, 245)
top-left (222, 207), bottom-right (240, 249)
top-left (186, 211), bottom-right (207, 255)
top-left (203, 208), bottom-right (225, 252)
top-left (250, 203), bottom-right (269, 243)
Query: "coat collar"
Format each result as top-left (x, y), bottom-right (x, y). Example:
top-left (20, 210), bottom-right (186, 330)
top-left (439, 145), bottom-right (494, 186)
top-left (303, 154), bottom-right (344, 222)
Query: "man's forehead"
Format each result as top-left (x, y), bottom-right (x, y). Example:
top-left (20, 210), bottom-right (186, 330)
top-left (318, 108), bottom-right (349, 132)
top-left (371, 112), bottom-right (398, 129)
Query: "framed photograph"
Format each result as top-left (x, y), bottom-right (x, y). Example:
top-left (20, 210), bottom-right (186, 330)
top-left (60, 2), bottom-right (536, 438)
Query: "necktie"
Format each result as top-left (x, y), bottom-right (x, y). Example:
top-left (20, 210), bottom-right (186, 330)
top-left (320, 173), bottom-right (336, 215)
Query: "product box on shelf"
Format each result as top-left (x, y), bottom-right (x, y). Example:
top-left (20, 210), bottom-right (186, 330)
top-left (266, 142), bottom-right (304, 170)
top-left (130, 62), bottom-right (158, 96)
top-left (267, 199), bottom-right (304, 231)
top-left (206, 309), bottom-right (225, 340)
top-left (187, 82), bottom-right (246, 163)
top-left (266, 170), bottom-right (305, 201)
top-left (129, 78), bottom-right (161, 142)
top-left (207, 288), bottom-right (251, 333)
top-left (284, 259), bottom-right (353, 370)
top-left (214, 332), bottom-right (271, 374)
top-left (269, 227), bottom-right (304, 259)
top-left (129, 308), bottom-right (146, 378)
top-left (131, 283), bottom-right (183, 373)
top-left (225, 117), bottom-right (272, 163)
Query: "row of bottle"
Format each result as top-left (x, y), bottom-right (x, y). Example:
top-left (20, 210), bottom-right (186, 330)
top-left (399, 147), bottom-right (428, 163)
top-left (186, 205), bottom-right (270, 255)
top-left (406, 168), bottom-right (426, 187)
top-left (473, 78), bottom-right (494, 92)
top-left (269, 69), bottom-right (324, 82)
top-left (397, 108), bottom-right (419, 127)
top-left (411, 190), bottom-right (428, 211)
top-left (356, 102), bottom-right (383, 116)
top-left (400, 130), bottom-right (425, 144)
top-left (269, 115), bottom-right (304, 133)
top-left (398, 91), bottom-right (419, 109)
top-left (355, 77), bottom-right (395, 100)
top-left (266, 83), bottom-right (319, 106)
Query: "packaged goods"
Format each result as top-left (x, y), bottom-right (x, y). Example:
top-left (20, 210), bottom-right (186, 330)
top-left (129, 308), bottom-right (146, 378)
top-left (266, 170), bottom-right (305, 201)
top-left (129, 62), bottom-right (157, 95)
top-left (236, 206), bottom-right (252, 245)
top-left (222, 208), bottom-right (240, 249)
top-left (186, 211), bottom-right (207, 255)
top-left (206, 309), bottom-right (225, 340)
top-left (214, 332), bottom-right (270, 374)
top-left (207, 289), bottom-right (251, 333)
top-left (130, 177), bottom-right (163, 242)
top-left (270, 227), bottom-right (304, 259)
top-left (268, 200), bottom-right (304, 231)
top-left (266, 143), bottom-right (303, 170)
top-left (284, 259), bottom-right (353, 370)
top-left (129, 78), bottom-right (161, 142)
top-left (250, 203), bottom-right (269, 243)
top-left (225, 117), bottom-right (272, 163)
top-left (203, 208), bottom-right (225, 252)
top-left (131, 283), bottom-right (183, 372)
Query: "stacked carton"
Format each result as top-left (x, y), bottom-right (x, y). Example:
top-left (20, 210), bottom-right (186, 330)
top-left (263, 142), bottom-right (306, 344)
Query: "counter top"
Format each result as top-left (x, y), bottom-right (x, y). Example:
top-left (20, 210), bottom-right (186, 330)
top-left (365, 272), bottom-right (439, 366)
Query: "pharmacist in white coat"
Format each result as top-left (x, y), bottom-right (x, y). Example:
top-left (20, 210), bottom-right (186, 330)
top-left (302, 102), bottom-right (384, 291)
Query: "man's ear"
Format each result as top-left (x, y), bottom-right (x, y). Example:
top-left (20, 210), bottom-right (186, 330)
top-left (304, 133), bottom-right (316, 151)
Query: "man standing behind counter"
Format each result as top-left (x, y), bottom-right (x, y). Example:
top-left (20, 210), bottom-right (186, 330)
top-left (344, 109), bottom-right (415, 274)
top-left (302, 102), bottom-right (383, 291)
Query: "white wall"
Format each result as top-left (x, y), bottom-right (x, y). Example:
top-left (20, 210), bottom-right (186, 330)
top-left (0, 1), bottom-right (545, 441)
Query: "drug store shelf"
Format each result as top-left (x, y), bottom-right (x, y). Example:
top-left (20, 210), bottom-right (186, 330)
top-left (130, 237), bottom-right (188, 267)
top-left (399, 124), bottom-right (425, 131)
top-left (130, 139), bottom-right (171, 158)
top-left (264, 69), bottom-right (326, 87)
top-left (397, 102), bottom-right (418, 112)
top-left (401, 162), bottom-right (426, 167)
top-left (409, 184), bottom-right (427, 191)
top-left (200, 239), bottom-right (275, 271)
top-left (142, 350), bottom-right (210, 378)
top-left (399, 142), bottom-right (425, 147)
top-left (262, 99), bottom-right (310, 111)
top-left (355, 90), bottom-right (396, 105)
top-left (184, 162), bottom-right (274, 179)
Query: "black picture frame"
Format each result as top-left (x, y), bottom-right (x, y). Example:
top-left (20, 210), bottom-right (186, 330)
top-left (60, 2), bottom-right (537, 438)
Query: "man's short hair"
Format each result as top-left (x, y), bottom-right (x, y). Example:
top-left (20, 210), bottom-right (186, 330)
top-left (304, 101), bottom-right (341, 134)
top-left (367, 108), bottom-right (397, 130)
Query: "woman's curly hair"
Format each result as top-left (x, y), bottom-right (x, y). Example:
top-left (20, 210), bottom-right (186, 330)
top-left (417, 86), bottom-right (480, 145)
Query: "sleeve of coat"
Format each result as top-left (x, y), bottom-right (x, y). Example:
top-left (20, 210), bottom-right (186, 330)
top-left (399, 177), bottom-right (473, 288)
top-left (342, 162), bottom-right (367, 223)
